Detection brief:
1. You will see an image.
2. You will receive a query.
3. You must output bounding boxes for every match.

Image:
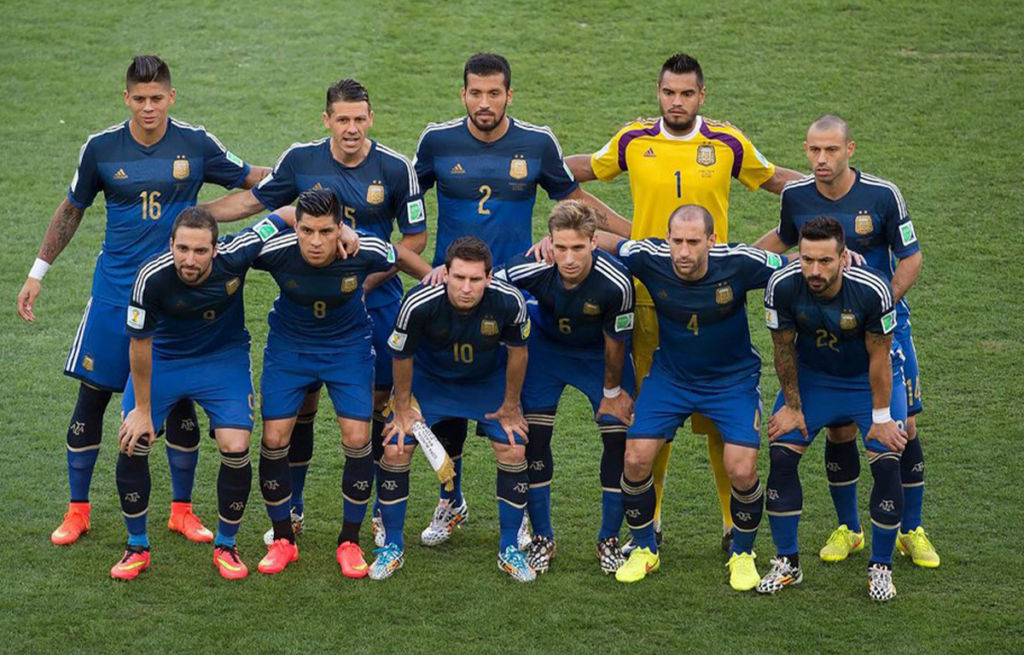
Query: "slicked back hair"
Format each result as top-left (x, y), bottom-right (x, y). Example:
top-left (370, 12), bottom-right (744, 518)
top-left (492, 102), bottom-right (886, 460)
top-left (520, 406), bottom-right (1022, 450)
top-left (548, 200), bottom-right (598, 240)
top-left (800, 215), bottom-right (846, 252)
top-left (127, 55), bottom-right (171, 89)
top-left (809, 114), bottom-right (852, 143)
top-left (668, 204), bottom-right (714, 236)
top-left (296, 188), bottom-right (342, 224)
top-left (464, 52), bottom-right (511, 90)
top-left (172, 206), bottom-right (218, 243)
top-left (660, 53), bottom-right (703, 86)
top-left (445, 236), bottom-right (493, 274)
top-left (326, 78), bottom-right (371, 114)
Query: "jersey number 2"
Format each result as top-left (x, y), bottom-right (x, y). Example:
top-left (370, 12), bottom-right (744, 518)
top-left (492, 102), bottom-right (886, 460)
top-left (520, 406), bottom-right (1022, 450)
top-left (478, 185), bottom-right (491, 215)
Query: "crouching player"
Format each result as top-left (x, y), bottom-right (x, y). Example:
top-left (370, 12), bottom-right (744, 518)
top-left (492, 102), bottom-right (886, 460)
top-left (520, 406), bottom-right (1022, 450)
top-left (252, 188), bottom-right (430, 577)
top-left (115, 207), bottom-right (301, 580)
top-left (759, 216), bottom-right (908, 602)
top-left (497, 200), bottom-right (636, 574)
top-left (382, 237), bottom-right (534, 582)
top-left (598, 204), bottom-right (785, 588)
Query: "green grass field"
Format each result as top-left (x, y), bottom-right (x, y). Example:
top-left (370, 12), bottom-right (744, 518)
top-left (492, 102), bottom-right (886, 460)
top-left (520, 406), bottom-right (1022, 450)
top-left (2, 1), bottom-right (1022, 653)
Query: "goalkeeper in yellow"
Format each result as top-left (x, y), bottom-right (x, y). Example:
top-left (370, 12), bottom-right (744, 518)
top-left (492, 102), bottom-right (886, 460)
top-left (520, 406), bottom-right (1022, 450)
top-left (566, 53), bottom-right (801, 550)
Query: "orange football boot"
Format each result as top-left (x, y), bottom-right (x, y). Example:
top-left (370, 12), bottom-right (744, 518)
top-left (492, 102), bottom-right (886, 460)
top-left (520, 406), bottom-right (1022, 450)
top-left (258, 539), bottom-right (299, 575)
top-left (168, 501), bottom-right (214, 543)
top-left (213, 545), bottom-right (249, 580)
top-left (337, 541), bottom-right (370, 578)
top-left (110, 547), bottom-right (151, 580)
top-left (51, 502), bottom-right (91, 545)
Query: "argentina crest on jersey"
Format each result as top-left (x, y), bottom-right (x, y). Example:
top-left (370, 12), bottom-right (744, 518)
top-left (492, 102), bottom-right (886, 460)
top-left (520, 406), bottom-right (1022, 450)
top-left (481, 318), bottom-right (499, 336)
top-left (341, 275), bottom-right (359, 293)
top-left (366, 182), bottom-right (385, 205)
top-left (173, 155), bottom-right (190, 180)
top-left (715, 284), bottom-right (733, 305)
top-left (509, 156), bottom-right (528, 180)
top-left (697, 144), bottom-right (716, 166)
top-left (225, 277), bottom-right (241, 295)
top-left (855, 211), bottom-right (874, 235)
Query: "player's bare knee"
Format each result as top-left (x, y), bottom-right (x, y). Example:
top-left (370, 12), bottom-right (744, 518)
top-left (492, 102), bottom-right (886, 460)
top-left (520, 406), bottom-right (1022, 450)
top-left (339, 419), bottom-right (370, 450)
top-left (261, 421), bottom-right (293, 449)
top-left (727, 457), bottom-right (758, 490)
top-left (623, 453), bottom-right (653, 480)
top-left (383, 444), bottom-right (414, 466)
top-left (214, 429), bottom-right (250, 453)
top-left (493, 442), bottom-right (526, 465)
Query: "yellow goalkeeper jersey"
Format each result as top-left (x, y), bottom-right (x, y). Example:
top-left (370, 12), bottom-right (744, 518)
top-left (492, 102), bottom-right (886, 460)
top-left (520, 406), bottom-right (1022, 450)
top-left (591, 116), bottom-right (775, 305)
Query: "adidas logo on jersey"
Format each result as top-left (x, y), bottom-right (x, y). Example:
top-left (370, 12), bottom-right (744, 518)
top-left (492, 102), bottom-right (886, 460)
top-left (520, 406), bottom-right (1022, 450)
top-left (451, 163), bottom-right (466, 174)
top-left (643, 148), bottom-right (656, 157)
top-left (113, 168), bottom-right (128, 180)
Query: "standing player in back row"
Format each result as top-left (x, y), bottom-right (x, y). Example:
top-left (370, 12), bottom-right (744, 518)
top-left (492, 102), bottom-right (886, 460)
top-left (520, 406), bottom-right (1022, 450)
top-left (565, 53), bottom-right (802, 552)
top-left (412, 52), bottom-right (632, 548)
top-left (203, 79), bottom-right (425, 544)
top-left (16, 56), bottom-right (267, 547)
top-left (496, 200), bottom-right (636, 575)
top-left (753, 115), bottom-right (938, 568)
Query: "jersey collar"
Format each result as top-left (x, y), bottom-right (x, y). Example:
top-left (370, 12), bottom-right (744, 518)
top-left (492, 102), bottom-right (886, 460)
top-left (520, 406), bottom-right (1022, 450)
top-left (658, 116), bottom-right (703, 141)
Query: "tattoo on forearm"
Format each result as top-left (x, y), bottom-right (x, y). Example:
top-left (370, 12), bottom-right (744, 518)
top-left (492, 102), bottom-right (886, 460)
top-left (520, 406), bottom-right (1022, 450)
top-left (772, 330), bottom-right (801, 410)
top-left (40, 202), bottom-right (84, 262)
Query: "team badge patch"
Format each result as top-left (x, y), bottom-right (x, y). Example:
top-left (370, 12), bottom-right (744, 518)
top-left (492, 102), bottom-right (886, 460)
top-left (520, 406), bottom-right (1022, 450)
top-left (715, 285), bottom-right (733, 305)
top-left (509, 157), bottom-right (528, 180)
top-left (366, 183), bottom-right (385, 205)
top-left (840, 311), bottom-right (858, 330)
top-left (173, 157), bottom-right (190, 180)
top-left (520, 319), bottom-right (531, 340)
top-left (881, 310), bottom-right (897, 334)
top-left (855, 212), bottom-right (874, 235)
top-left (225, 278), bottom-right (241, 295)
top-left (83, 356), bottom-right (95, 372)
top-left (127, 306), bottom-right (146, 329)
top-left (481, 319), bottom-right (499, 336)
top-left (900, 221), bottom-right (917, 246)
top-left (407, 199), bottom-right (425, 224)
top-left (341, 275), bottom-right (359, 293)
top-left (388, 330), bottom-right (407, 351)
top-left (697, 144), bottom-right (716, 167)
top-left (615, 312), bottom-right (634, 333)
top-left (583, 301), bottom-right (601, 316)
top-left (765, 308), bottom-right (779, 329)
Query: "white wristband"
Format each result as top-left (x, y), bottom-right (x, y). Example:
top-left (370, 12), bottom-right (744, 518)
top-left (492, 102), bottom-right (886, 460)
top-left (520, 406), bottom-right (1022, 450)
top-left (28, 258), bottom-right (50, 281)
top-left (603, 386), bottom-right (622, 399)
top-left (872, 408), bottom-right (892, 424)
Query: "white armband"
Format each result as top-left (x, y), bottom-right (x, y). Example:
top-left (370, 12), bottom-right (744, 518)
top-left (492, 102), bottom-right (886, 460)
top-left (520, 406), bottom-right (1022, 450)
top-left (872, 408), bottom-right (892, 425)
top-left (28, 258), bottom-right (51, 281)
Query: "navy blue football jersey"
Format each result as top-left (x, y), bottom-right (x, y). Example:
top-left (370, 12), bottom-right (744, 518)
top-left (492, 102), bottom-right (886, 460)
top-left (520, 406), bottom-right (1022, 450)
top-left (764, 261), bottom-right (897, 381)
top-left (387, 278), bottom-right (530, 382)
top-left (127, 215), bottom-right (287, 358)
top-left (253, 232), bottom-right (396, 352)
top-left (777, 169), bottom-right (919, 317)
top-left (252, 138), bottom-right (424, 309)
top-left (413, 117), bottom-right (578, 267)
top-left (68, 118), bottom-right (251, 305)
top-left (497, 250), bottom-right (634, 353)
top-left (617, 240), bottom-right (785, 385)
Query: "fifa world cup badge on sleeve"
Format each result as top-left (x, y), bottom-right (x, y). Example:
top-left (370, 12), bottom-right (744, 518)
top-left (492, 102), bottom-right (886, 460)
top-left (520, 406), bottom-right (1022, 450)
top-left (127, 306), bottom-right (146, 330)
top-left (615, 312), bottom-right (634, 333)
top-left (881, 311), bottom-right (897, 334)
top-left (254, 218), bottom-right (280, 241)
top-left (407, 199), bottom-right (425, 224)
top-left (900, 221), bottom-right (917, 246)
top-left (388, 330), bottom-right (407, 351)
top-left (766, 253), bottom-right (784, 269)
top-left (520, 319), bottom-right (531, 340)
top-left (765, 308), bottom-right (779, 329)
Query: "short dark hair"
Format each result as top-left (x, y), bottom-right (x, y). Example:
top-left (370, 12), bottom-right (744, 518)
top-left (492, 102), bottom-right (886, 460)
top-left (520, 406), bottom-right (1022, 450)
top-left (464, 53), bottom-right (511, 90)
top-left (659, 53), bottom-right (703, 87)
top-left (444, 236), bottom-right (492, 273)
top-left (668, 204), bottom-right (714, 236)
top-left (296, 188), bottom-right (342, 223)
top-left (127, 55), bottom-right (171, 89)
top-left (548, 200), bottom-right (598, 239)
top-left (800, 215), bottom-right (846, 251)
top-left (326, 78), bottom-right (371, 114)
top-left (171, 206), bottom-right (218, 243)
top-left (809, 114), bottom-right (852, 143)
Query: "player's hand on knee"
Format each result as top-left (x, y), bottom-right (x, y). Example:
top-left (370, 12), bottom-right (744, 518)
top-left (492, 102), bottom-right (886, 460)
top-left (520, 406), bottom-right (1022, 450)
top-left (385, 407), bottom-right (418, 454)
top-left (526, 236), bottom-right (554, 264)
top-left (118, 409), bottom-right (156, 456)
top-left (423, 265), bottom-right (447, 286)
top-left (597, 392), bottom-right (634, 427)
top-left (17, 278), bottom-right (41, 323)
top-left (867, 420), bottom-right (907, 452)
top-left (768, 405), bottom-right (807, 441)
top-left (487, 404), bottom-right (529, 445)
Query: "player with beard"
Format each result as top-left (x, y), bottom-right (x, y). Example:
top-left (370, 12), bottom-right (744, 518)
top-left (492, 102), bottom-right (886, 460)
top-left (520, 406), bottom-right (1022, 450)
top-left (410, 53), bottom-right (632, 549)
top-left (563, 53), bottom-right (801, 553)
